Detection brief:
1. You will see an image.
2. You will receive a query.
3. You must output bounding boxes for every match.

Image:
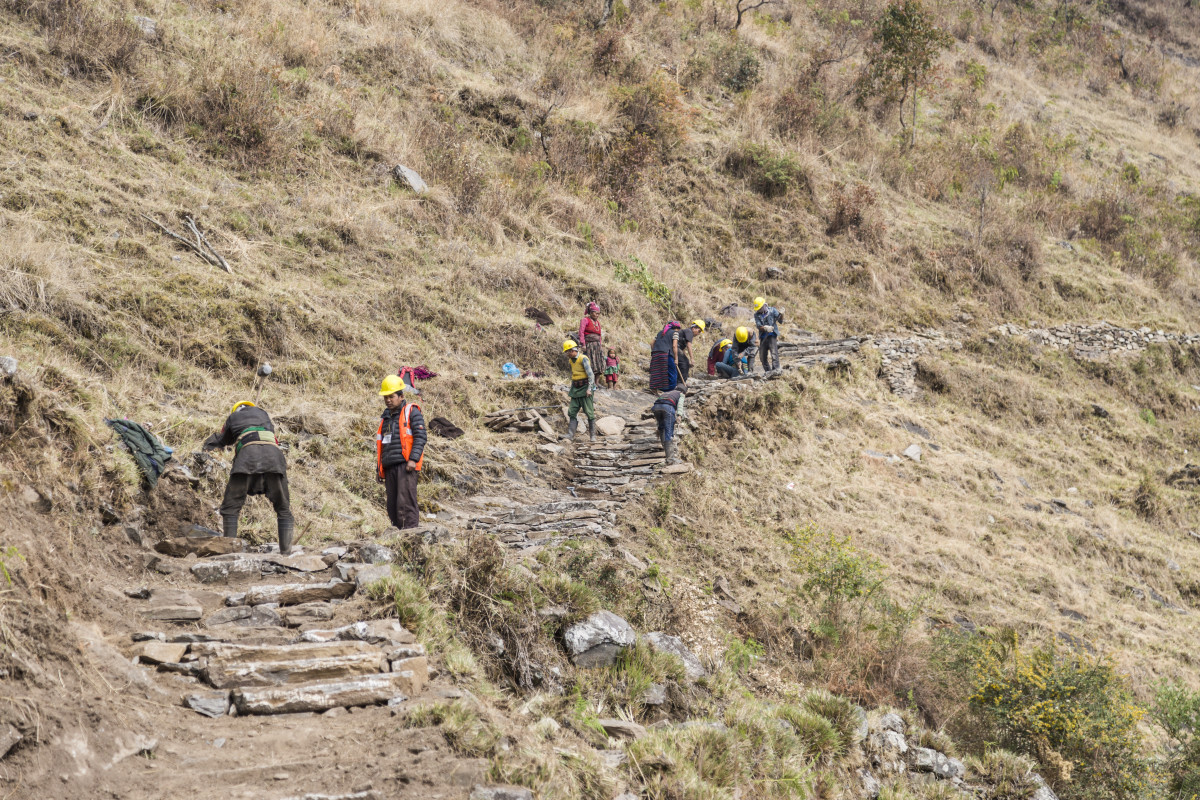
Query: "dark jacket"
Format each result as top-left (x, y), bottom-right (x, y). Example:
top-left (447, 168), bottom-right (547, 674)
top-left (754, 306), bottom-right (784, 338)
top-left (380, 401), bottom-right (427, 468)
top-left (653, 390), bottom-right (685, 412)
top-left (105, 418), bottom-right (173, 488)
top-left (203, 405), bottom-right (287, 475)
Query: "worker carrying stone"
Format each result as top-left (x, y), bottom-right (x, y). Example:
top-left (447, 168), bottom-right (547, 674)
top-left (652, 384), bottom-right (686, 465)
top-left (203, 401), bottom-right (294, 555)
top-left (563, 340), bottom-right (597, 442)
top-left (752, 296), bottom-right (784, 372)
top-left (376, 375), bottom-right (427, 530)
top-left (733, 326), bottom-right (758, 374)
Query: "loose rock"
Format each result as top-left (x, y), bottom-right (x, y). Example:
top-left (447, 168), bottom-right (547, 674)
top-left (392, 165), bottom-right (428, 193)
top-left (563, 611), bottom-right (636, 668)
top-left (185, 691), bottom-right (231, 718)
top-left (469, 786), bottom-right (534, 800)
top-left (642, 632), bottom-right (707, 679)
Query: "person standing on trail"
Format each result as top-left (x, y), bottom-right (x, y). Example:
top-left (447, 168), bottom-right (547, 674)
top-left (578, 302), bottom-right (605, 381)
top-left (708, 338), bottom-right (737, 378)
top-left (677, 319), bottom-right (706, 383)
top-left (753, 297), bottom-right (784, 373)
top-left (203, 401), bottom-right (294, 555)
top-left (649, 320), bottom-right (683, 392)
top-left (733, 326), bottom-right (758, 374)
top-left (563, 340), bottom-right (597, 442)
top-left (652, 384), bottom-right (686, 466)
top-left (376, 375), bottom-right (427, 530)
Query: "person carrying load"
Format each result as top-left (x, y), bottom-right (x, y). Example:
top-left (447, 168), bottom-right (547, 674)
top-left (376, 375), bottom-right (427, 530)
top-left (563, 340), bottom-right (597, 442)
top-left (203, 401), bottom-right (295, 555)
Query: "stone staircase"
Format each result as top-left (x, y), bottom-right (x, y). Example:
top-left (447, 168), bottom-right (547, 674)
top-left (466, 498), bottom-right (622, 548)
top-left (131, 537), bottom-right (431, 718)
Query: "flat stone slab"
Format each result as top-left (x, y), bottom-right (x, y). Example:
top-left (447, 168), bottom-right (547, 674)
top-left (278, 603), bottom-right (335, 627)
top-left (154, 536), bottom-right (242, 558)
top-left (184, 690), bottom-right (231, 718)
top-left (195, 641), bottom-right (385, 689)
top-left (232, 672), bottom-right (415, 715)
top-left (300, 620), bottom-right (416, 646)
top-left (230, 580), bottom-right (355, 607)
top-left (206, 605), bottom-right (283, 628)
top-left (143, 589), bottom-right (202, 621)
top-left (134, 641), bottom-right (188, 664)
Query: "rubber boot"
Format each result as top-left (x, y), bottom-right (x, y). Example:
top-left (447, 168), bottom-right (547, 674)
top-left (222, 515), bottom-right (239, 539)
top-left (588, 419), bottom-right (597, 442)
top-left (664, 439), bottom-right (680, 466)
top-left (278, 518), bottom-right (294, 556)
top-left (567, 419), bottom-right (578, 441)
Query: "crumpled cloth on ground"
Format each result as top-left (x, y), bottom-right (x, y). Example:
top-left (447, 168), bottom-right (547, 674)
top-left (105, 418), bottom-right (173, 488)
top-left (429, 416), bottom-right (465, 439)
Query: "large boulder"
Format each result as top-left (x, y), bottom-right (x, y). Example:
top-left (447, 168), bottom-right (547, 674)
top-left (595, 416), bottom-right (626, 437)
top-left (642, 632), bottom-right (707, 680)
top-left (563, 611), bottom-right (635, 668)
top-left (909, 746), bottom-right (965, 780)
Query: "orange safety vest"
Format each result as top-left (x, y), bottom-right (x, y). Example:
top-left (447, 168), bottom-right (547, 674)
top-left (376, 402), bottom-right (424, 477)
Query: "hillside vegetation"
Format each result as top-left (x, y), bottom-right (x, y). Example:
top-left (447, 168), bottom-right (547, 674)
top-left (2, 0), bottom-right (1200, 797)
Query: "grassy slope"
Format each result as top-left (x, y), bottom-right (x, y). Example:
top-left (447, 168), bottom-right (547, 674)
top-left (2, 0), bottom-right (1200, 792)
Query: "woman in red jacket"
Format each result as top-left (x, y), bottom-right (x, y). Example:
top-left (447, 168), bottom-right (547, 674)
top-left (578, 302), bottom-right (604, 380)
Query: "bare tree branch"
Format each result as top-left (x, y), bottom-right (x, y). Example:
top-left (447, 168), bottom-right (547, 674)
top-left (140, 214), bottom-right (233, 274)
top-left (734, 0), bottom-right (776, 29)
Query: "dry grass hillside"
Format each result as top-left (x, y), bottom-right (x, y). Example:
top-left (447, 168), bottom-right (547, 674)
top-left (2, 0), bottom-right (1200, 797)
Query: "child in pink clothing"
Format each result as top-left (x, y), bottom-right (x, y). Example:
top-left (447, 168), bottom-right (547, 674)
top-left (603, 348), bottom-right (621, 389)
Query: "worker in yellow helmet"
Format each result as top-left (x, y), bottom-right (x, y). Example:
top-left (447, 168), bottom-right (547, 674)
top-left (202, 400), bottom-right (294, 554)
top-left (707, 338), bottom-right (738, 379)
top-left (752, 296), bottom-right (785, 372)
top-left (733, 326), bottom-right (758, 375)
top-left (677, 319), bottom-right (707, 383)
top-left (562, 340), bottom-right (597, 442)
top-left (376, 375), bottom-right (427, 530)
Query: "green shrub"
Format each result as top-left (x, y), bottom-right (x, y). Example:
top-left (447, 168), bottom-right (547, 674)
top-left (613, 257), bottom-right (671, 309)
top-left (967, 632), bottom-right (1152, 800)
top-left (1153, 680), bottom-right (1200, 797)
top-left (724, 144), bottom-right (807, 198)
top-left (723, 635), bottom-right (764, 674)
top-left (785, 522), bottom-right (883, 617)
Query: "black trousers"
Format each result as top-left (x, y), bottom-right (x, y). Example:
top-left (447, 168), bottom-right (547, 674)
top-left (384, 464), bottom-right (420, 530)
top-left (759, 336), bottom-right (779, 372)
top-left (221, 472), bottom-right (292, 522)
top-left (678, 353), bottom-right (692, 383)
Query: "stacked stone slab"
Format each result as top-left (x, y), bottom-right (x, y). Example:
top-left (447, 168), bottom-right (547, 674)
top-left (865, 330), bottom-right (962, 400)
top-left (995, 321), bottom-right (1200, 359)
top-left (132, 541), bottom-right (434, 717)
top-left (467, 499), bottom-right (621, 547)
top-left (570, 419), bottom-right (669, 498)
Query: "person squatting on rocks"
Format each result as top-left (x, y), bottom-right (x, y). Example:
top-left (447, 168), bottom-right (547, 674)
top-left (649, 320), bottom-right (684, 392)
top-left (563, 340), bottom-right (597, 442)
top-left (652, 384), bottom-right (686, 466)
top-left (708, 338), bottom-right (738, 379)
top-left (578, 301), bottom-right (604, 377)
top-left (733, 326), bottom-right (758, 374)
top-left (603, 347), bottom-right (621, 389)
top-left (376, 375), bottom-right (427, 530)
top-left (203, 401), bottom-right (295, 555)
top-left (753, 296), bottom-right (784, 373)
top-left (677, 319), bottom-right (706, 382)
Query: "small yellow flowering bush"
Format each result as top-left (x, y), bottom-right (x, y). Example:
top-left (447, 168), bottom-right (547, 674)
top-left (967, 631), bottom-right (1153, 800)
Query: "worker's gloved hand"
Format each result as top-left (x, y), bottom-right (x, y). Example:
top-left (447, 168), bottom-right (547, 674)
top-left (375, 474), bottom-right (384, 484)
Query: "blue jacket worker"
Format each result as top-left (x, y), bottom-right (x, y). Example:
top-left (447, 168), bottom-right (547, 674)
top-left (752, 296), bottom-right (784, 372)
top-left (652, 385), bottom-right (686, 466)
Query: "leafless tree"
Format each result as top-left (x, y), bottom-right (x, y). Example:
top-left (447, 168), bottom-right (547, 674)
top-left (733, 0), bottom-right (776, 30)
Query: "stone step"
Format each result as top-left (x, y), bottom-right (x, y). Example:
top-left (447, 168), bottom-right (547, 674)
top-left (191, 640), bottom-right (386, 689)
top-left (231, 671), bottom-right (422, 716)
top-left (227, 580), bottom-right (356, 607)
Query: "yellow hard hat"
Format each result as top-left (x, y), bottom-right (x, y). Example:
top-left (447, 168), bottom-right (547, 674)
top-left (563, 340), bottom-right (579, 353)
top-left (735, 327), bottom-right (750, 343)
top-left (719, 338), bottom-right (732, 349)
top-left (692, 319), bottom-right (706, 331)
top-left (753, 297), bottom-right (766, 311)
top-left (231, 400), bottom-right (256, 414)
top-left (379, 375), bottom-right (405, 396)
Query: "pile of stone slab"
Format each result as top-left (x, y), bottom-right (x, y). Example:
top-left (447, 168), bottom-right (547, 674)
top-left (467, 499), bottom-right (621, 547)
top-left (777, 336), bottom-right (863, 369)
top-left (484, 407), bottom-right (558, 438)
